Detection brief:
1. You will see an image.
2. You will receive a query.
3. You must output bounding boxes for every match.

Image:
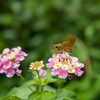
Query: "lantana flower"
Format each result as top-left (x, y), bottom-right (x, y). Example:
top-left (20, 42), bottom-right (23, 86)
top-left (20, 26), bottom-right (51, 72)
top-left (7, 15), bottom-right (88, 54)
top-left (58, 70), bottom-right (67, 79)
top-left (46, 53), bottom-right (84, 79)
top-left (0, 46), bottom-right (28, 78)
top-left (29, 61), bottom-right (47, 78)
top-left (29, 61), bottom-right (44, 71)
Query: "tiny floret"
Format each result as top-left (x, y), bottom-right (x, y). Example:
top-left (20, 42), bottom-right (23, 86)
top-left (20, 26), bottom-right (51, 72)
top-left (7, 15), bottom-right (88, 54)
top-left (39, 69), bottom-right (47, 77)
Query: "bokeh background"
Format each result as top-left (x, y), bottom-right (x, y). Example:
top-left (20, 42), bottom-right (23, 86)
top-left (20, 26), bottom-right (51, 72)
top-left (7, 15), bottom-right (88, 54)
top-left (0, 0), bottom-right (100, 100)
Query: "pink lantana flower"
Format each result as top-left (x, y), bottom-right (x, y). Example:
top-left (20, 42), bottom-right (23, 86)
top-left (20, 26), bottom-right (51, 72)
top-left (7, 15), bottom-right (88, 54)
top-left (79, 63), bottom-right (84, 68)
top-left (16, 55), bottom-right (25, 61)
top-left (68, 67), bottom-right (75, 73)
top-left (77, 71), bottom-right (84, 77)
top-left (58, 70), bottom-right (67, 79)
top-left (3, 48), bottom-right (10, 54)
top-left (11, 60), bottom-right (20, 68)
top-left (0, 46), bottom-right (28, 78)
top-left (39, 69), bottom-right (47, 77)
top-left (53, 62), bottom-right (62, 69)
top-left (0, 64), bottom-right (5, 73)
top-left (0, 59), bottom-right (2, 66)
top-left (19, 51), bottom-right (28, 57)
top-left (51, 68), bottom-right (60, 76)
top-left (46, 53), bottom-right (84, 80)
top-left (61, 64), bottom-right (69, 70)
top-left (3, 60), bottom-right (12, 69)
top-left (5, 67), bottom-right (15, 78)
top-left (46, 60), bottom-right (54, 68)
top-left (15, 69), bottom-right (22, 76)
top-left (74, 67), bottom-right (84, 77)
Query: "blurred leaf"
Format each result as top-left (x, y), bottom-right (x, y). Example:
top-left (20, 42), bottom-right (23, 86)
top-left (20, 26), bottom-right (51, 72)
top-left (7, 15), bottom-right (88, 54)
top-left (65, 76), bottom-right (100, 100)
top-left (2, 30), bottom-right (17, 40)
top-left (2, 96), bottom-right (21, 100)
top-left (28, 34), bottom-right (43, 48)
top-left (26, 50), bottom-right (39, 62)
top-left (10, 1), bottom-right (22, 14)
top-left (84, 25), bottom-right (94, 41)
top-left (89, 47), bottom-right (100, 59)
top-left (33, 18), bottom-right (49, 31)
top-left (43, 85), bottom-right (56, 93)
top-left (0, 15), bottom-right (14, 26)
top-left (92, 59), bottom-right (100, 73)
top-left (7, 82), bottom-right (36, 100)
top-left (28, 91), bottom-right (55, 100)
top-left (55, 89), bottom-right (77, 100)
top-left (72, 38), bottom-right (88, 62)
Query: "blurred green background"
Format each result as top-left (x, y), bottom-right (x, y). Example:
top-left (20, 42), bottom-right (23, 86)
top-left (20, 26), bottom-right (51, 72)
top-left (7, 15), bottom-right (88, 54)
top-left (0, 0), bottom-right (100, 100)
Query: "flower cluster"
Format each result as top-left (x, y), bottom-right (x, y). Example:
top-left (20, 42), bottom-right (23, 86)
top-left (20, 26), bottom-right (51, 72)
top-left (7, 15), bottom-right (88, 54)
top-left (29, 61), bottom-right (44, 71)
top-left (0, 46), bottom-right (28, 78)
top-left (29, 61), bottom-right (47, 78)
top-left (46, 53), bottom-right (84, 79)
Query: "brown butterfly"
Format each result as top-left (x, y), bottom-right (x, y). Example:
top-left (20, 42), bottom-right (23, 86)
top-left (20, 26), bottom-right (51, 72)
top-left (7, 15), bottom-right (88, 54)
top-left (53, 36), bottom-right (76, 54)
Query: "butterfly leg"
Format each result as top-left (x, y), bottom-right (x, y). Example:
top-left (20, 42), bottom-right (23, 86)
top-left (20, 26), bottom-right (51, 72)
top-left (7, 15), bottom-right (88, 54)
top-left (65, 56), bottom-right (67, 62)
top-left (63, 52), bottom-right (67, 62)
top-left (55, 50), bottom-right (59, 54)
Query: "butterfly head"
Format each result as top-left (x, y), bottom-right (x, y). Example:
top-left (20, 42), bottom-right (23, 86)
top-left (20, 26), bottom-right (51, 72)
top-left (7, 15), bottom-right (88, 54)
top-left (53, 44), bottom-right (61, 51)
top-left (53, 44), bottom-right (58, 49)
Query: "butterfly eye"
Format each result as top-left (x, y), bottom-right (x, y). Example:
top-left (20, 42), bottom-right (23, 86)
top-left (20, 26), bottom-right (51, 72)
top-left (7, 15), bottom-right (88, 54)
top-left (55, 46), bottom-right (58, 48)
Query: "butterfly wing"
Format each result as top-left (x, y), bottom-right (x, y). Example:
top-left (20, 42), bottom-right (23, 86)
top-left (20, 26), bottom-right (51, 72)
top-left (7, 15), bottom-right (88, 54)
top-left (60, 36), bottom-right (76, 53)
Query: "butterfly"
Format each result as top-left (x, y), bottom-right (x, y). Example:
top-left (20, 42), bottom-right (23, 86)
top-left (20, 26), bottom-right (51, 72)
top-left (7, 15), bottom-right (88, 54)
top-left (53, 35), bottom-right (76, 54)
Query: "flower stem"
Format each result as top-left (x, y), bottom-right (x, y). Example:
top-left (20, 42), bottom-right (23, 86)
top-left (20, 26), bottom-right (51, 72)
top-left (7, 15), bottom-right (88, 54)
top-left (28, 86), bottom-right (34, 92)
top-left (56, 78), bottom-right (63, 94)
top-left (19, 74), bottom-right (26, 82)
top-left (37, 71), bottom-right (43, 92)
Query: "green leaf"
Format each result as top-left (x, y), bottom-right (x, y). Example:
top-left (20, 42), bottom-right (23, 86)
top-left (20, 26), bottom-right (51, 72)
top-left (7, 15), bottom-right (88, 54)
top-left (42, 77), bottom-right (57, 86)
top-left (2, 96), bottom-right (21, 100)
top-left (28, 91), bottom-right (41, 100)
top-left (7, 82), bottom-right (36, 100)
top-left (42, 91), bottom-right (55, 100)
top-left (41, 69), bottom-right (57, 86)
top-left (44, 85), bottom-right (56, 93)
top-left (55, 89), bottom-right (77, 100)
top-left (28, 91), bottom-right (55, 100)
